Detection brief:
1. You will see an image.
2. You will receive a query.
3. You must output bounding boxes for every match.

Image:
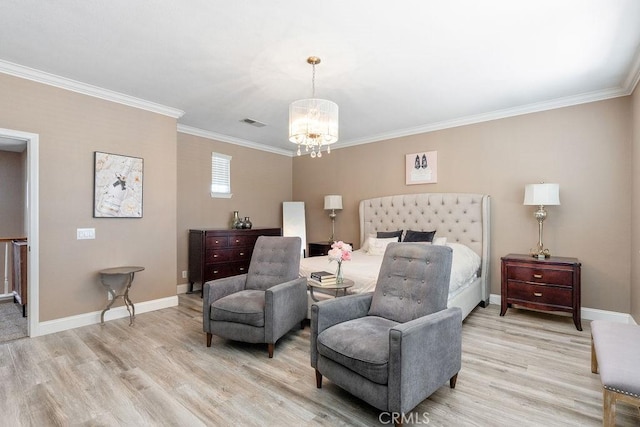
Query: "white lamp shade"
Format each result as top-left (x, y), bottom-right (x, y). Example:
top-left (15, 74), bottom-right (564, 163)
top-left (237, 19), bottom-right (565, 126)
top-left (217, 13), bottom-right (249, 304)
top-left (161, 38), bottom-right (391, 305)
top-left (289, 98), bottom-right (339, 145)
top-left (324, 195), bottom-right (343, 210)
top-left (523, 183), bottom-right (560, 206)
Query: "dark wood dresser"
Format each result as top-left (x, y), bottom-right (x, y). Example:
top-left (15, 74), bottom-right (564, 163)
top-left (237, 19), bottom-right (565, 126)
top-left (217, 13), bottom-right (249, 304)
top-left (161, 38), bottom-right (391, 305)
top-left (500, 253), bottom-right (582, 330)
top-left (188, 228), bottom-right (281, 296)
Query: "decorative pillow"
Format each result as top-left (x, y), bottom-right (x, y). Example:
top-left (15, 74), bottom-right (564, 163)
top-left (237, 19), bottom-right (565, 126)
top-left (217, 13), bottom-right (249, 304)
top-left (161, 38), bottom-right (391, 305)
top-left (360, 233), bottom-right (376, 252)
top-left (433, 237), bottom-right (447, 246)
top-left (366, 237), bottom-right (398, 256)
top-left (403, 229), bottom-right (436, 242)
top-left (376, 230), bottom-right (403, 241)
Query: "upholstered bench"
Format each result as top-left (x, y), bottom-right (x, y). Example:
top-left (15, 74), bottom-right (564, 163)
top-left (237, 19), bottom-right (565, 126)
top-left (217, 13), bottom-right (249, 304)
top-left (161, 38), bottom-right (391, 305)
top-left (590, 320), bottom-right (640, 426)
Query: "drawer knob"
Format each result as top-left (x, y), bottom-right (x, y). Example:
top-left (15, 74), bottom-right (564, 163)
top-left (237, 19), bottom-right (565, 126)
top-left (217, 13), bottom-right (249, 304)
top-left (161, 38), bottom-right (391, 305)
top-left (533, 274), bottom-right (543, 279)
top-left (533, 292), bottom-right (543, 297)
top-left (239, 268), bottom-right (245, 271)
top-left (235, 239), bottom-right (240, 243)
top-left (215, 240), bottom-right (219, 243)
top-left (240, 252), bottom-right (245, 256)
top-left (213, 254), bottom-right (218, 258)
top-left (213, 270), bottom-right (218, 274)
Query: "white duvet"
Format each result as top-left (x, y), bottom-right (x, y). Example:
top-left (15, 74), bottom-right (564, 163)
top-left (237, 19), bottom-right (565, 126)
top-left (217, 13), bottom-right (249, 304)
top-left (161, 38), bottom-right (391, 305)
top-left (299, 243), bottom-right (481, 295)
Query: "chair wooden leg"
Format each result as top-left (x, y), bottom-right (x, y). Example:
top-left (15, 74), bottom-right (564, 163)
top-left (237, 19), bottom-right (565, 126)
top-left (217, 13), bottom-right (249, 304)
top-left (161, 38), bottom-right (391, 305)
top-left (315, 369), bottom-right (322, 388)
top-left (206, 333), bottom-right (212, 347)
top-left (603, 388), bottom-right (615, 427)
top-left (450, 373), bottom-right (458, 389)
top-left (268, 343), bottom-right (274, 358)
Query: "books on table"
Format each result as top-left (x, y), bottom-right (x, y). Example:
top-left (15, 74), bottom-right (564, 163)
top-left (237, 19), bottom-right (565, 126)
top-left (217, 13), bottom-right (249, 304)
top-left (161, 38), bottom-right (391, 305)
top-left (310, 271), bottom-right (337, 285)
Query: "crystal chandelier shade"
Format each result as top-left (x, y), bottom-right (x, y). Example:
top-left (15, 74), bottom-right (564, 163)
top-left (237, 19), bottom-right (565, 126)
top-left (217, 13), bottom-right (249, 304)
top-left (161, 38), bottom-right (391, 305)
top-left (288, 57), bottom-right (339, 158)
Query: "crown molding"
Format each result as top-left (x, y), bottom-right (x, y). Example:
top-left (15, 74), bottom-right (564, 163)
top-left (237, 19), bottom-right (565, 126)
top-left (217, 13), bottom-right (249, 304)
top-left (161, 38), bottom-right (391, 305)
top-left (0, 60), bottom-right (184, 119)
top-left (177, 124), bottom-right (294, 157)
top-left (623, 47), bottom-right (640, 95)
top-left (335, 86), bottom-right (629, 150)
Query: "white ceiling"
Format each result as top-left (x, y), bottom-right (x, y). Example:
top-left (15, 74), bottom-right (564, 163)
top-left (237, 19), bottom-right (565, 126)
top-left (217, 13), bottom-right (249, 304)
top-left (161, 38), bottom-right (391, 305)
top-left (0, 1), bottom-right (639, 156)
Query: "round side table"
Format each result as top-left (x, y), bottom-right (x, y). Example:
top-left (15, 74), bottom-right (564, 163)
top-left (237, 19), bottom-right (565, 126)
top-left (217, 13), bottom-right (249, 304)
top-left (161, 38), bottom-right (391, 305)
top-left (308, 278), bottom-right (354, 302)
top-left (99, 266), bottom-right (144, 326)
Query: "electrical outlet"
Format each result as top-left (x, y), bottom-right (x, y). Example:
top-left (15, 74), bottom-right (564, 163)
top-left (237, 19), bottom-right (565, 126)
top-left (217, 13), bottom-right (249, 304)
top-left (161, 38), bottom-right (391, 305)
top-left (107, 291), bottom-right (113, 301)
top-left (182, 270), bottom-right (188, 279)
top-left (77, 228), bottom-right (95, 240)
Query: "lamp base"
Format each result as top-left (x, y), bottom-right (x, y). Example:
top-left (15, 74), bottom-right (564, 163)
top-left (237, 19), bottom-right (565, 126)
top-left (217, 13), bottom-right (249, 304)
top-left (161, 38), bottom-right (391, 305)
top-left (530, 248), bottom-right (551, 259)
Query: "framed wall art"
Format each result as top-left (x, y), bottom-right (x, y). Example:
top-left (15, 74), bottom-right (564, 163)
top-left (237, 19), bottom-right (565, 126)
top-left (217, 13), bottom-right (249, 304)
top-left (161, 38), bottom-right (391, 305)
top-left (94, 151), bottom-right (144, 218)
top-left (405, 151), bottom-right (437, 185)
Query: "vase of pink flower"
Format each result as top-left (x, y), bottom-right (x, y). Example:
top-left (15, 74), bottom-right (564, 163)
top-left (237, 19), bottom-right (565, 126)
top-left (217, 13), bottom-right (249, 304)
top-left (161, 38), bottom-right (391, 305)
top-left (328, 241), bottom-right (352, 284)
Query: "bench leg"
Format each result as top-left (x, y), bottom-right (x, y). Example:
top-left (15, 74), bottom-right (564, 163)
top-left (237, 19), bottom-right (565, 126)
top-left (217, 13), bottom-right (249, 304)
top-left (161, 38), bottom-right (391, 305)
top-left (603, 388), bottom-right (615, 427)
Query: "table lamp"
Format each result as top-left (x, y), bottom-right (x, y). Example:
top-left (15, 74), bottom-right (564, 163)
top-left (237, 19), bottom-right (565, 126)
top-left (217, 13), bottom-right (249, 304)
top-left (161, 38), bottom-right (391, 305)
top-left (523, 183), bottom-right (560, 258)
top-left (324, 195), bottom-right (343, 242)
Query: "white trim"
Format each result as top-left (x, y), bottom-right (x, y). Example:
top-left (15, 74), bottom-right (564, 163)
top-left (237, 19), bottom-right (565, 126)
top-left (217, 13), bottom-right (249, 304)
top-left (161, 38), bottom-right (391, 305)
top-left (177, 283), bottom-right (190, 294)
top-left (36, 296), bottom-right (178, 336)
top-left (0, 60), bottom-right (184, 119)
top-left (489, 293), bottom-right (636, 325)
top-left (177, 124), bottom-right (293, 157)
top-left (623, 46), bottom-right (640, 95)
top-left (335, 87), bottom-right (629, 150)
top-left (0, 128), bottom-right (39, 337)
top-left (178, 84), bottom-right (634, 158)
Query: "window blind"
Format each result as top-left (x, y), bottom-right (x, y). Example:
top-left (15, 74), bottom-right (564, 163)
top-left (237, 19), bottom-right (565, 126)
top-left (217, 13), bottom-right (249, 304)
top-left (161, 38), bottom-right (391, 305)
top-left (211, 152), bottom-right (232, 198)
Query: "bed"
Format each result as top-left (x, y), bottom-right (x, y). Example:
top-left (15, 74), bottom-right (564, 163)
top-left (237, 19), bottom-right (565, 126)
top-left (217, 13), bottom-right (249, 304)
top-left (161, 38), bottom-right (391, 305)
top-left (300, 193), bottom-right (491, 320)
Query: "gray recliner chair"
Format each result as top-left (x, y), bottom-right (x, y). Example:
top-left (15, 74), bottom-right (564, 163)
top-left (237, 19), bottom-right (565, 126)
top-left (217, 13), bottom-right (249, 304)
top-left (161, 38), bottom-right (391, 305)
top-left (203, 236), bottom-right (307, 358)
top-left (311, 243), bottom-right (462, 423)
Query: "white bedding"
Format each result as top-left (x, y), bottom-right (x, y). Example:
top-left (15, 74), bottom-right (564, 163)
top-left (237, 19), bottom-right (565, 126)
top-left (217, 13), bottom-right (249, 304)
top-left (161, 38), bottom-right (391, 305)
top-left (300, 242), bottom-right (481, 296)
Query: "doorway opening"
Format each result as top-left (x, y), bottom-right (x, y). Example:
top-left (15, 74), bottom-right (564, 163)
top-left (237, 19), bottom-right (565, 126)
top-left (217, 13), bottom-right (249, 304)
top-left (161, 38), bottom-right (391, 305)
top-left (0, 128), bottom-right (39, 339)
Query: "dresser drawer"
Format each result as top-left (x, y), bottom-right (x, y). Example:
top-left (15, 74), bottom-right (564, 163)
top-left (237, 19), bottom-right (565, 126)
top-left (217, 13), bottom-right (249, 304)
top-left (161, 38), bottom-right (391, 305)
top-left (206, 235), bottom-right (229, 248)
top-left (206, 249), bottom-right (233, 263)
top-left (228, 234), bottom-right (258, 247)
top-left (230, 261), bottom-right (250, 275)
top-left (506, 265), bottom-right (573, 286)
top-left (231, 247), bottom-right (252, 261)
top-left (204, 264), bottom-right (234, 281)
top-left (507, 281), bottom-right (573, 307)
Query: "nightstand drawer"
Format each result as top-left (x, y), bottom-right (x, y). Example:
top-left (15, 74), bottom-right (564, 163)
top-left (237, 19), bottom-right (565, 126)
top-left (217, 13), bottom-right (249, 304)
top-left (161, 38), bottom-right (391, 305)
top-left (507, 265), bottom-right (573, 286)
top-left (507, 281), bottom-right (572, 307)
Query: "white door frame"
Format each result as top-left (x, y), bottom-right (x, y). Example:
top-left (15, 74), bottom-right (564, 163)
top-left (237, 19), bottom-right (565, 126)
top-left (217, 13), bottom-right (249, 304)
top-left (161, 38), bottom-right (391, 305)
top-left (0, 127), bottom-right (39, 337)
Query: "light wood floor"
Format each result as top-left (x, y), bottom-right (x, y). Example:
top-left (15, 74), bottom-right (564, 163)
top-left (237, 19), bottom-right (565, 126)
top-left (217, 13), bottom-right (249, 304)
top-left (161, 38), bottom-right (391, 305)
top-left (1, 294), bottom-right (639, 426)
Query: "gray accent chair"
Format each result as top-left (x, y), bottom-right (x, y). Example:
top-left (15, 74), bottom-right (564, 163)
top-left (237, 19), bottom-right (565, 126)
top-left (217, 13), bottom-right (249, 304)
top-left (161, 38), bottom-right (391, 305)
top-left (203, 236), bottom-right (307, 358)
top-left (311, 243), bottom-right (462, 422)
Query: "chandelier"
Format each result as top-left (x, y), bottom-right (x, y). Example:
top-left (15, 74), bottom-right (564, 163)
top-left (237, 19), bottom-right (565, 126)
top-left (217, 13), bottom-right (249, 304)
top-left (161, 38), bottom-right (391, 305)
top-left (289, 56), bottom-right (339, 158)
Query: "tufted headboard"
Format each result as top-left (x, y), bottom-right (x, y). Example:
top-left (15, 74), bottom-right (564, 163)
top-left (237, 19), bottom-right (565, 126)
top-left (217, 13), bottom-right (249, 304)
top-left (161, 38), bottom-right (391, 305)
top-left (359, 193), bottom-right (491, 302)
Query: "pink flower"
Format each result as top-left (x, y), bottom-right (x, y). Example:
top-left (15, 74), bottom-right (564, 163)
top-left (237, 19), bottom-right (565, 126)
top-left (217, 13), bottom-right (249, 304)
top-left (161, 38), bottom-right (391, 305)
top-left (328, 241), bottom-right (352, 263)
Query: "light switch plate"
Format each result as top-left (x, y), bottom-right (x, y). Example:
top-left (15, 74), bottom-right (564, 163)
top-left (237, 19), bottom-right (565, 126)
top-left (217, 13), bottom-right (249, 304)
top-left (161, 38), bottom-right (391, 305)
top-left (77, 228), bottom-right (95, 240)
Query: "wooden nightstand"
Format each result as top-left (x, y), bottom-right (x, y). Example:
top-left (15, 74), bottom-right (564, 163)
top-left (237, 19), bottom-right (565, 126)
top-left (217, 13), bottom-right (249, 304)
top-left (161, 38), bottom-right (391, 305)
top-left (308, 241), bottom-right (353, 257)
top-left (500, 254), bottom-right (582, 330)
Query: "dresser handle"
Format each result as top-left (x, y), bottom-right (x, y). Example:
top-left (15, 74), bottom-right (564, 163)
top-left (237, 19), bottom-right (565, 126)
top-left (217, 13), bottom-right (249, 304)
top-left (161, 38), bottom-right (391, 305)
top-left (533, 292), bottom-right (543, 297)
top-left (239, 268), bottom-right (245, 271)
top-left (235, 239), bottom-right (240, 243)
top-left (215, 240), bottom-right (219, 243)
top-left (213, 254), bottom-right (218, 258)
top-left (533, 274), bottom-right (542, 279)
top-left (240, 252), bottom-right (244, 256)
top-left (213, 270), bottom-right (218, 274)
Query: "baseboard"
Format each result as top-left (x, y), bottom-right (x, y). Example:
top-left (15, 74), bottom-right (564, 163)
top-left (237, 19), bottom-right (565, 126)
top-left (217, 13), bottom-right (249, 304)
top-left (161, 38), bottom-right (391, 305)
top-left (488, 293), bottom-right (635, 325)
top-left (177, 283), bottom-right (189, 294)
top-left (33, 295), bottom-right (179, 337)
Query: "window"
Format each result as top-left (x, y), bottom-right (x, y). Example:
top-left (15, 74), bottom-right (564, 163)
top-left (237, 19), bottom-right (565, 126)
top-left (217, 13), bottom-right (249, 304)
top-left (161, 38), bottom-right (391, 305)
top-left (211, 152), bottom-right (232, 198)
